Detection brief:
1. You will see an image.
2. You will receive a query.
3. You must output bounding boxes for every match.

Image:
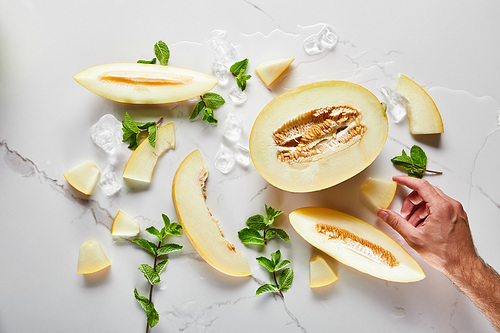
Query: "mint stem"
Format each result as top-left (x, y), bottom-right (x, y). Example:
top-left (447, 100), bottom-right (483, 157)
top-left (273, 271), bottom-right (284, 299)
top-left (145, 240), bottom-right (161, 333)
top-left (263, 225), bottom-right (268, 246)
top-left (139, 117), bottom-right (163, 132)
top-left (425, 169), bottom-right (443, 175)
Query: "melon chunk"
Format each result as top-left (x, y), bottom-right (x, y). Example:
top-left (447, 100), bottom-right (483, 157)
top-left (395, 74), bottom-right (444, 135)
top-left (255, 57), bottom-right (294, 86)
top-left (249, 81), bottom-right (388, 193)
top-left (289, 207), bottom-right (425, 282)
top-left (172, 149), bottom-right (251, 277)
top-left (77, 241), bottom-right (111, 274)
top-left (111, 210), bottom-right (140, 238)
top-left (310, 255), bottom-right (338, 288)
top-left (73, 63), bottom-right (218, 104)
top-left (122, 122), bottom-right (175, 183)
top-left (63, 161), bottom-right (100, 195)
top-left (361, 177), bottom-right (397, 209)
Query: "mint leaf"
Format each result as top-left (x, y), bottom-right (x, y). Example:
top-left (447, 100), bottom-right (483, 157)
top-left (134, 289), bottom-right (150, 310)
top-left (154, 40), bottom-right (170, 65)
top-left (246, 214), bottom-right (266, 230)
top-left (189, 100), bottom-right (205, 120)
top-left (410, 145), bottom-right (427, 169)
top-left (132, 239), bottom-right (158, 255)
top-left (238, 228), bottom-right (265, 245)
top-left (236, 73), bottom-right (251, 91)
top-left (256, 256), bottom-right (275, 272)
top-left (391, 145), bottom-right (441, 178)
top-left (264, 205), bottom-right (283, 225)
top-left (202, 107), bottom-right (218, 124)
top-left (121, 113), bottom-right (160, 149)
top-left (202, 92), bottom-right (225, 109)
top-left (274, 259), bottom-right (291, 271)
top-left (264, 228), bottom-right (277, 241)
top-left (270, 250), bottom-right (281, 267)
top-left (165, 223), bottom-right (182, 237)
top-left (278, 267), bottom-right (294, 292)
top-left (230, 59), bottom-right (248, 76)
top-left (256, 284), bottom-right (279, 295)
top-left (148, 124), bottom-right (156, 148)
top-left (146, 226), bottom-right (162, 240)
top-left (155, 259), bottom-right (169, 275)
top-left (137, 58), bottom-right (157, 64)
top-left (123, 112), bottom-right (141, 133)
top-left (273, 228), bottom-right (289, 242)
top-left (139, 264), bottom-right (161, 285)
top-left (157, 243), bottom-right (183, 256)
top-left (134, 288), bottom-right (159, 326)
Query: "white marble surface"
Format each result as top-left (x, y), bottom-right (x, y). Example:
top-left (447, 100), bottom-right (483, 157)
top-left (1, 1), bottom-right (500, 332)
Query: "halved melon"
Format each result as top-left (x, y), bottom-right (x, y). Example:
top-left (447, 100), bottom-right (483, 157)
top-left (249, 81), bottom-right (388, 193)
top-left (310, 255), bottom-right (338, 288)
top-left (74, 63), bottom-right (218, 104)
top-left (289, 207), bottom-right (425, 282)
top-left (172, 149), bottom-right (251, 277)
top-left (395, 74), bottom-right (444, 135)
top-left (122, 122), bottom-right (175, 183)
top-left (361, 177), bottom-right (397, 209)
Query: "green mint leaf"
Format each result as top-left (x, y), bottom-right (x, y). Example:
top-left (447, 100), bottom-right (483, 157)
top-left (236, 74), bottom-right (247, 91)
top-left (189, 100), bottom-right (205, 120)
top-left (132, 239), bottom-right (158, 255)
top-left (278, 267), bottom-right (294, 292)
top-left (270, 250), bottom-right (281, 267)
top-left (146, 226), bottom-right (162, 240)
top-left (256, 284), bottom-right (279, 295)
top-left (139, 264), bottom-right (161, 285)
top-left (136, 121), bottom-right (156, 130)
top-left (273, 228), bottom-right (289, 242)
top-left (202, 107), bottom-right (218, 124)
top-left (166, 223), bottom-right (182, 237)
top-left (246, 214), bottom-right (266, 230)
top-left (256, 256), bottom-right (275, 272)
top-left (264, 228), bottom-right (277, 241)
top-left (410, 145), bottom-right (427, 169)
top-left (162, 214), bottom-right (171, 227)
top-left (154, 40), bottom-right (170, 65)
top-left (134, 290), bottom-right (159, 328)
top-left (134, 289), bottom-right (150, 309)
top-left (391, 156), bottom-right (413, 171)
top-left (238, 228), bottom-right (265, 245)
top-left (137, 58), bottom-right (157, 64)
top-left (202, 92), bottom-right (225, 109)
top-left (122, 128), bottom-right (136, 142)
top-left (230, 58), bottom-right (248, 76)
top-left (148, 124), bottom-right (156, 148)
top-left (264, 205), bottom-right (283, 225)
top-left (155, 259), bottom-right (169, 275)
top-left (157, 243), bottom-right (183, 256)
top-left (123, 112), bottom-right (141, 133)
top-left (275, 259), bottom-right (291, 271)
top-left (408, 167), bottom-right (425, 179)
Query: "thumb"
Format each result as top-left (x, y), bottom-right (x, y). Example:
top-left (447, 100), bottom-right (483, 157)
top-left (377, 209), bottom-right (416, 239)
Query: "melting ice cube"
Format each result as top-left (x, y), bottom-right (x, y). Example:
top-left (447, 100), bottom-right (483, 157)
top-left (318, 25), bottom-right (338, 49)
top-left (212, 62), bottom-right (230, 86)
top-left (234, 143), bottom-right (251, 167)
top-left (222, 113), bottom-right (244, 142)
top-left (210, 30), bottom-right (237, 63)
top-left (99, 170), bottom-right (122, 196)
top-left (90, 114), bottom-right (122, 154)
top-left (380, 86), bottom-right (407, 123)
top-left (303, 34), bottom-right (323, 55)
top-left (228, 87), bottom-right (247, 105)
top-left (214, 149), bottom-right (235, 174)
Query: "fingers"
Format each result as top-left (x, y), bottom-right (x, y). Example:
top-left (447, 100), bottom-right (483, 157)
top-left (400, 191), bottom-right (423, 218)
top-left (377, 209), bottom-right (416, 240)
top-left (406, 202), bottom-right (429, 227)
top-left (392, 175), bottom-right (443, 209)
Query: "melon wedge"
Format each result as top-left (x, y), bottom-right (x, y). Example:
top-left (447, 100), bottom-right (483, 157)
top-left (361, 178), bottom-right (397, 209)
top-left (77, 241), bottom-right (111, 274)
top-left (310, 255), bottom-right (338, 288)
top-left (255, 57), bottom-right (294, 86)
top-left (395, 74), bottom-right (444, 135)
top-left (250, 81), bottom-right (388, 193)
top-left (64, 161), bottom-right (100, 195)
top-left (289, 207), bottom-right (425, 282)
top-left (73, 63), bottom-right (218, 104)
top-left (111, 210), bottom-right (140, 238)
top-left (172, 149), bottom-right (251, 277)
top-left (122, 122), bottom-right (175, 183)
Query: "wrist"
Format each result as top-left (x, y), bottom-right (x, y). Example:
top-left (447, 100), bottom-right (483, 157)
top-left (443, 251), bottom-right (482, 284)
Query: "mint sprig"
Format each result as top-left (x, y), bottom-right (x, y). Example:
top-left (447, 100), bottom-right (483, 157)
top-left (230, 58), bottom-right (251, 91)
top-left (391, 145), bottom-right (442, 178)
top-left (256, 250), bottom-right (293, 298)
top-left (189, 92), bottom-right (225, 124)
top-left (132, 214), bottom-right (182, 332)
top-left (122, 112), bottom-right (163, 150)
top-left (238, 205), bottom-right (288, 245)
top-left (137, 40), bottom-right (170, 65)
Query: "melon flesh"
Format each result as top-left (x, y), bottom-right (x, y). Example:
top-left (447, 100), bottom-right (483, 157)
top-left (74, 63), bottom-right (218, 104)
top-left (250, 81), bottom-right (388, 193)
top-left (255, 57), bottom-right (294, 86)
top-left (310, 255), bottom-right (338, 288)
top-left (289, 207), bottom-right (425, 283)
top-left (361, 177), bottom-right (397, 209)
top-left (77, 241), bottom-right (111, 274)
top-left (63, 161), bottom-right (100, 195)
top-left (111, 210), bottom-right (140, 238)
top-left (172, 149), bottom-right (251, 277)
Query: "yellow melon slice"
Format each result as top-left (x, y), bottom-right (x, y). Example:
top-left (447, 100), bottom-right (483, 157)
top-left (289, 207), bottom-right (425, 283)
top-left (361, 177), bottom-right (398, 209)
top-left (172, 149), bottom-right (251, 277)
top-left (74, 63), bottom-right (218, 104)
top-left (63, 161), bottom-right (100, 195)
top-left (249, 81), bottom-right (388, 193)
top-left (255, 57), bottom-right (294, 86)
top-left (310, 255), bottom-right (338, 288)
top-left (111, 210), bottom-right (140, 238)
top-left (77, 241), bottom-right (111, 274)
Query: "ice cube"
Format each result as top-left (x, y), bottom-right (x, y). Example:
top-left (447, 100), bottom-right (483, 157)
top-left (212, 62), bottom-right (230, 86)
top-left (99, 170), bottom-right (122, 196)
top-left (210, 30), bottom-right (237, 63)
top-left (303, 34), bottom-right (323, 55)
top-left (222, 113), bottom-right (243, 142)
top-left (380, 86), bottom-right (407, 123)
top-left (234, 143), bottom-right (250, 167)
top-left (228, 87), bottom-right (247, 105)
top-left (90, 114), bottom-right (122, 154)
top-left (214, 149), bottom-right (235, 174)
top-left (318, 25), bottom-right (338, 49)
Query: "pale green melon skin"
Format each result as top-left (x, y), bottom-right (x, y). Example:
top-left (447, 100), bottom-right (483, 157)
top-left (249, 81), bottom-right (388, 193)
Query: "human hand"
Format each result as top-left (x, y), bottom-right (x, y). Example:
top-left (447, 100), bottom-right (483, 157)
top-left (377, 175), bottom-right (478, 277)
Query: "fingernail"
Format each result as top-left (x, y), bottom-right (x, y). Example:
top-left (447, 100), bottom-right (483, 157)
top-left (377, 210), bottom-right (389, 221)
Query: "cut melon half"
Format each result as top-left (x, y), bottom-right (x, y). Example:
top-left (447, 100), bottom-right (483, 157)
top-left (310, 255), bottom-right (338, 288)
top-left (122, 122), bottom-right (175, 183)
top-left (395, 74), bottom-right (444, 135)
top-left (289, 207), bottom-right (425, 282)
top-left (255, 57), bottom-right (294, 86)
top-left (250, 81), bottom-right (388, 193)
top-left (172, 149), bottom-right (251, 277)
top-left (74, 63), bottom-right (218, 104)
top-left (111, 210), bottom-right (140, 238)
top-left (63, 161), bottom-right (100, 195)
top-left (361, 177), bottom-right (397, 209)
top-left (77, 241), bottom-right (111, 274)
